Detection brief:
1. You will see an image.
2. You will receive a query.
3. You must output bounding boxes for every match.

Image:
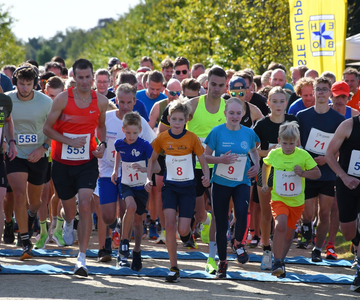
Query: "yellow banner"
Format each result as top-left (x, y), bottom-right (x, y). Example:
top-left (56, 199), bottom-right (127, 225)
top-left (289, 0), bottom-right (347, 81)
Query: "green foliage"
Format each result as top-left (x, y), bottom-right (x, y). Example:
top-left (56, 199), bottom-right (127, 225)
top-left (36, 46), bottom-right (53, 65)
top-left (0, 5), bottom-right (25, 66)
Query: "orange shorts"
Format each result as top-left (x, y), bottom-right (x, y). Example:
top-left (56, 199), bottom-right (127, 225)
top-left (270, 200), bottom-right (305, 229)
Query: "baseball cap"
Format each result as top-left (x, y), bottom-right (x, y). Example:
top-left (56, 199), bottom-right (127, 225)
top-left (108, 57), bottom-right (121, 69)
top-left (121, 62), bottom-right (129, 69)
top-left (331, 81), bottom-right (350, 97)
top-left (229, 76), bottom-right (247, 90)
top-left (136, 66), bottom-right (151, 73)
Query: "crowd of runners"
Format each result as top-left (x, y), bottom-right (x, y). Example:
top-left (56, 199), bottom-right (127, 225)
top-left (0, 55), bottom-right (360, 292)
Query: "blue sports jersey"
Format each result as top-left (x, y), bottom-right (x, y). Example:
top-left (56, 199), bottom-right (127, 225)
top-left (114, 137), bottom-right (153, 190)
top-left (205, 124), bottom-right (260, 187)
top-left (136, 89), bottom-right (167, 115)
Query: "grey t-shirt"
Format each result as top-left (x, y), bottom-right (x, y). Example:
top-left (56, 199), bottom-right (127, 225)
top-left (6, 90), bottom-right (52, 159)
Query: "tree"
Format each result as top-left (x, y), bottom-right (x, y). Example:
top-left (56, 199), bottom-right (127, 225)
top-left (0, 5), bottom-right (25, 66)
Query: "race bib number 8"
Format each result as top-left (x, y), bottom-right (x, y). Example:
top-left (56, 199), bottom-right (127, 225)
top-left (347, 150), bottom-right (360, 177)
top-left (121, 160), bottom-right (147, 187)
top-left (215, 155), bottom-right (246, 182)
top-left (305, 128), bottom-right (334, 156)
top-left (166, 154), bottom-right (194, 182)
top-left (275, 170), bottom-right (302, 197)
top-left (61, 133), bottom-right (90, 160)
top-left (18, 134), bottom-right (38, 145)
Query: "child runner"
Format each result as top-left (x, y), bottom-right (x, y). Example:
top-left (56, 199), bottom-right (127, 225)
top-left (111, 112), bottom-right (158, 271)
top-left (204, 97), bottom-right (260, 278)
top-left (145, 100), bottom-right (210, 283)
top-left (254, 87), bottom-right (298, 270)
top-left (262, 122), bottom-right (320, 278)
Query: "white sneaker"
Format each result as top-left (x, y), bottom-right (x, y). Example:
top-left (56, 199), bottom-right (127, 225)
top-left (261, 250), bottom-right (273, 270)
top-left (74, 253), bottom-right (88, 277)
top-left (156, 230), bottom-right (166, 244)
top-left (63, 220), bottom-right (75, 246)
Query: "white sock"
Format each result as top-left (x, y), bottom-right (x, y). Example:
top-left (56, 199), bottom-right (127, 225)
top-left (78, 252), bottom-right (86, 262)
top-left (203, 213), bottom-right (211, 226)
top-left (209, 241), bottom-right (217, 259)
top-left (65, 220), bottom-right (74, 228)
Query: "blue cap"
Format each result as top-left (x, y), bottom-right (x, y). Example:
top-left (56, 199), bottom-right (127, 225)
top-left (229, 76), bottom-right (247, 90)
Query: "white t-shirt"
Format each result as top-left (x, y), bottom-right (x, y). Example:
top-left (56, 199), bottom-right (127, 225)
top-left (98, 110), bottom-right (156, 178)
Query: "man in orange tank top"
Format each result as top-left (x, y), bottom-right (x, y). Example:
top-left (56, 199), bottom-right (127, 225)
top-left (44, 59), bottom-right (108, 277)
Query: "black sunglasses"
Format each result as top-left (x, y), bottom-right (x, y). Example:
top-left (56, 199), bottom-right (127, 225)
top-left (175, 70), bottom-right (188, 75)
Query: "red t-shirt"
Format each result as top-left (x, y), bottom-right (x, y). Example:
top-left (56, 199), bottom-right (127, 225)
top-left (51, 88), bottom-right (100, 165)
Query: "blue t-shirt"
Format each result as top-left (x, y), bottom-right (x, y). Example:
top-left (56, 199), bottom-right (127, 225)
top-left (1, 74), bottom-right (14, 93)
top-left (136, 89), bottom-right (167, 115)
top-left (109, 97), bottom-right (149, 121)
top-left (297, 107), bottom-right (345, 181)
top-left (284, 82), bottom-right (294, 93)
top-left (205, 124), bottom-right (260, 187)
top-left (289, 98), bottom-right (332, 116)
top-left (114, 137), bottom-right (153, 190)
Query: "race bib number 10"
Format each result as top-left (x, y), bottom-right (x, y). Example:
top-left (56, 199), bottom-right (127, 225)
top-left (347, 150), bottom-right (360, 177)
top-left (275, 170), bottom-right (302, 197)
top-left (61, 133), bottom-right (90, 160)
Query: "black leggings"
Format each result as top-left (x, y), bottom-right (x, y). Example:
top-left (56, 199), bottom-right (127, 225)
top-left (212, 182), bottom-right (250, 261)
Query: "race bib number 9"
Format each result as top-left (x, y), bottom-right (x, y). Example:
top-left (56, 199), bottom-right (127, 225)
top-left (347, 150), bottom-right (360, 177)
top-left (305, 128), bottom-right (334, 156)
top-left (275, 170), bottom-right (302, 197)
top-left (121, 160), bottom-right (147, 187)
top-left (215, 155), bottom-right (247, 182)
top-left (61, 133), bottom-right (90, 160)
top-left (18, 134), bottom-right (38, 145)
top-left (166, 154), bottom-right (194, 182)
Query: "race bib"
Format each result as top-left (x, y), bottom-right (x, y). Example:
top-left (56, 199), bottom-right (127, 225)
top-left (121, 160), bottom-right (147, 187)
top-left (215, 155), bottom-right (247, 182)
top-left (305, 128), bottom-right (334, 156)
top-left (347, 150), bottom-right (360, 177)
top-left (275, 170), bottom-right (302, 197)
top-left (166, 154), bottom-right (194, 182)
top-left (18, 134), bottom-right (38, 145)
top-left (61, 133), bottom-right (90, 161)
top-left (106, 138), bottom-right (116, 164)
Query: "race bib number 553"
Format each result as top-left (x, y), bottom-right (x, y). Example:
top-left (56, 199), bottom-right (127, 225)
top-left (61, 133), bottom-right (90, 160)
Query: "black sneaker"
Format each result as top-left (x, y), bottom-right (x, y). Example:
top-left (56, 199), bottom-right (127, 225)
top-left (215, 261), bottom-right (228, 279)
top-left (3, 220), bottom-right (15, 244)
top-left (311, 249), bottom-right (322, 262)
top-left (117, 240), bottom-right (130, 267)
top-left (250, 235), bottom-right (260, 248)
top-left (20, 241), bottom-right (33, 261)
top-left (350, 269), bottom-right (360, 292)
top-left (98, 247), bottom-right (112, 262)
top-left (131, 250), bottom-right (142, 271)
top-left (277, 262), bottom-right (286, 279)
top-left (296, 238), bottom-right (309, 249)
top-left (166, 267), bottom-right (180, 282)
top-left (271, 260), bottom-right (284, 277)
top-left (234, 244), bottom-right (249, 264)
top-left (183, 234), bottom-right (198, 249)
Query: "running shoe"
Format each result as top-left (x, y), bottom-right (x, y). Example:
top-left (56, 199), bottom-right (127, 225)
top-left (200, 212), bottom-right (212, 244)
top-left (97, 247), bottom-right (112, 262)
top-left (117, 240), bottom-right (130, 267)
top-left (165, 267), bottom-right (180, 283)
top-left (311, 248), bottom-right (322, 262)
top-left (205, 257), bottom-right (217, 275)
top-left (34, 233), bottom-right (49, 249)
top-left (131, 250), bottom-right (142, 271)
top-left (271, 260), bottom-right (284, 277)
top-left (62, 221), bottom-right (75, 246)
top-left (277, 262), bottom-right (286, 279)
top-left (352, 256), bottom-right (359, 270)
top-left (20, 242), bottom-right (33, 261)
top-left (325, 245), bottom-right (338, 260)
top-left (296, 237), bottom-right (309, 249)
top-left (149, 223), bottom-right (159, 240)
top-left (250, 235), bottom-right (260, 248)
top-left (74, 255), bottom-right (88, 277)
top-left (3, 220), bottom-right (15, 244)
top-left (52, 230), bottom-right (66, 246)
top-left (350, 269), bottom-right (360, 292)
top-left (215, 261), bottom-right (228, 279)
top-left (183, 234), bottom-right (198, 249)
top-left (234, 244), bottom-right (249, 264)
top-left (261, 250), bottom-right (273, 270)
top-left (156, 230), bottom-right (166, 244)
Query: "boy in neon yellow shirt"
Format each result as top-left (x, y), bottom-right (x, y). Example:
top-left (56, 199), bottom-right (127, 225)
top-left (262, 121), bottom-right (321, 278)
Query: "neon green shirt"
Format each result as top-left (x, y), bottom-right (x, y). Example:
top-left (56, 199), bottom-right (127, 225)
top-left (263, 147), bottom-right (317, 207)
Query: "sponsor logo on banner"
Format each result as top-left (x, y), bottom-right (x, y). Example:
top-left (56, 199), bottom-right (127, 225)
top-left (309, 15), bottom-right (335, 57)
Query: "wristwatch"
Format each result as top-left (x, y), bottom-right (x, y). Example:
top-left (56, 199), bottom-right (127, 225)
top-left (42, 143), bottom-right (49, 150)
top-left (99, 141), bottom-right (107, 148)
